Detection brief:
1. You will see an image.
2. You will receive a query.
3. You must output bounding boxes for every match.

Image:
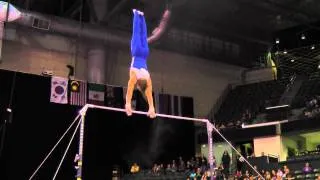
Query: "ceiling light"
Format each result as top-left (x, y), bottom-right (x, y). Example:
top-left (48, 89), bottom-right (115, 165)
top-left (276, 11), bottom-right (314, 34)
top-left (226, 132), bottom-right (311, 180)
top-left (283, 50), bottom-right (287, 54)
top-left (275, 38), bottom-right (280, 44)
top-left (301, 34), bottom-right (306, 40)
top-left (291, 59), bottom-right (295, 62)
top-left (318, 65), bottom-right (320, 69)
top-left (311, 45), bottom-right (315, 50)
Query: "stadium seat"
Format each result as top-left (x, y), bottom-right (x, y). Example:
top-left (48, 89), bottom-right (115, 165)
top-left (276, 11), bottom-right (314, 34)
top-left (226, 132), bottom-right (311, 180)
top-left (296, 174), bottom-right (305, 179)
top-left (306, 173), bottom-right (315, 178)
top-left (214, 80), bottom-right (286, 126)
top-left (294, 170), bottom-right (302, 175)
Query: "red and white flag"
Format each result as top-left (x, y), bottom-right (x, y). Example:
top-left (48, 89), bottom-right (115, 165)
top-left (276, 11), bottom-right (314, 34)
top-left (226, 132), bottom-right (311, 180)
top-left (69, 80), bottom-right (87, 106)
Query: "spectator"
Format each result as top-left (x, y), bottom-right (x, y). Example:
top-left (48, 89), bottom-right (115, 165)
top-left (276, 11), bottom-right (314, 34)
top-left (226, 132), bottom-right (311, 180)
top-left (222, 150), bottom-right (231, 177)
top-left (201, 170), bottom-right (210, 180)
top-left (243, 170), bottom-right (250, 179)
top-left (195, 156), bottom-right (200, 168)
top-left (165, 164), bottom-right (172, 174)
top-left (265, 171), bottom-right (271, 180)
top-left (200, 155), bottom-right (207, 173)
top-left (216, 164), bottom-right (224, 180)
top-left (190, 157), bottom-right (195, 168)
top-left (186, 161), bottom-right (192, 171)
top-left (171, 160), bottom-right (177, 172)
top-left (152, 163), bottom-right (159, 174)
top-left (283, 167), bottom-right (293, 179)
top-left (276, 168), bottom-right (283, 179)
top-left (130, 162), bottom-right (140, 174)
top-left (178, 156), bottom-right (185, 172)
top-left (159, 164), bottom-right (165, 174)
top-left (303, 162), bottom-right (312, 173)
top-left (271, 169), bottom-right (276, 179)
top-left (195, 167), bottom-right (202, 179)
top-left (234, 170), bottom-right (242, 179)
top-left (236, 155), bottom-right (244, 172)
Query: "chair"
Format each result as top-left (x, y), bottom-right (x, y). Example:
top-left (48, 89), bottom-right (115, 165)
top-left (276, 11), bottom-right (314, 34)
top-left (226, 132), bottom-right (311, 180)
top-left (296, 174), bottom-right (305, 179)
top-left (314, 168), bottom-right (320, 173)
top-left (305, 173), bottom-right (315, 179)
top-left (294, 170), bottom-right (302, 175)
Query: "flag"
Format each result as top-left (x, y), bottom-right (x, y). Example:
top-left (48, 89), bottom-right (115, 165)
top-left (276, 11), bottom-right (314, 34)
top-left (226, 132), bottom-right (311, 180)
top-left (69, 80), bottom-right (87, 106)
top-left (158, 93), bottom-right (172, 115)
top-left (50, 76), bottom-right (68, 104)
top-left (171, 95), bottom-right (182, 116)
top-left (88, 83), bottom-right (105, 105)
top-left (180, 96), bottom-right (194, 117)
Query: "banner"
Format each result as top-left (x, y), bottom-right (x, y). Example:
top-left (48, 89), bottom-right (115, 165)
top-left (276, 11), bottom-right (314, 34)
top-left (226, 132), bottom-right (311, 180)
top-left (69, 80), bottom-right (87, 106)
top-left (50, 76), bottom-right (68, 104)
top-left (88, 83), bottom-right (105, 105)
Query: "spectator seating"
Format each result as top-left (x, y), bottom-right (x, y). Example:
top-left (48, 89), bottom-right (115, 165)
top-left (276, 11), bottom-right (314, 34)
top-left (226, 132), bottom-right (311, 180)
top-left (214, 80), bottom-right (286, 126)
top-left (291, 79), bottom-right (320, 109)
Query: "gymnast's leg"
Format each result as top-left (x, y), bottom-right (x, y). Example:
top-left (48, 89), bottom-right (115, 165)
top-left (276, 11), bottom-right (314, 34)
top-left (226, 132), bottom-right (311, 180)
top-left (140, 14), bottom-right (148, 51)
top-left (131, 9), bottom-right (142, 56)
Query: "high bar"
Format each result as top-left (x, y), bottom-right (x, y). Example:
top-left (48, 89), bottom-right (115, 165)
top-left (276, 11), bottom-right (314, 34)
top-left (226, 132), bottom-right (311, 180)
top-left (241, 120), bottom-right (288, 129)
top-left (84, 104), bottom-right (209, 123)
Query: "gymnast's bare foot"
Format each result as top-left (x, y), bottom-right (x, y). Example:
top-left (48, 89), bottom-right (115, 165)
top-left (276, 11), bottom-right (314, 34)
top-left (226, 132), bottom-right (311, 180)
top-left (138, 11), bottom-right (144, 16)
top-left (125, 104), bottom-right (133, 116)
top-left (147, 107), bottom-right (156, 118)
top-left (133, 9), bottom-right (144, 16)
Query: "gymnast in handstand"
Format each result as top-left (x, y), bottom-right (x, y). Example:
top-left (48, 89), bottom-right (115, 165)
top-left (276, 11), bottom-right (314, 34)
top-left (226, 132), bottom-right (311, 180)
top-left (125, 6), bottom-right (171, 118)
top-left (125, 9), bottom-right (155, 118)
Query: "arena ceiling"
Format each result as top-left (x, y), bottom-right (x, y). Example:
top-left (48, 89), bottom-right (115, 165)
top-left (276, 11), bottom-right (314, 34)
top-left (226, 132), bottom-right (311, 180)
top-left (8, 0), bottom-right (320, 67)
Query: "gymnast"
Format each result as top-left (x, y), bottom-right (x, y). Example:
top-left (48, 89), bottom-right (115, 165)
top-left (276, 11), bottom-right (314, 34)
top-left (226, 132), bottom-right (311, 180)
top-left (125, 9), bottom-right (156, 118)
top-left (125, 4), bottom-right (171, 118)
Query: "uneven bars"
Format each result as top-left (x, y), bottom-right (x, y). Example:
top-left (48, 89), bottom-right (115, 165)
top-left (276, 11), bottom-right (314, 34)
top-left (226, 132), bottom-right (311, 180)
top-left (85, 104), bottom-right (209, 123)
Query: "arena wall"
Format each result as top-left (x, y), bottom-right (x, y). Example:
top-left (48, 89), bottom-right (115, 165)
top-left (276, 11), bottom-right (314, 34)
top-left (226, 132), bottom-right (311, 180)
top-left (0, 26), bottom-right (245, 116)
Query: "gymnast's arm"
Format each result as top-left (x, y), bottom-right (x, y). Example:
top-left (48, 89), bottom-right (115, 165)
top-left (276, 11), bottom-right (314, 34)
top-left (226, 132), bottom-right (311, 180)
top-left (145, 78), bottom-right (156, 117)
top-left (125, 70), bottom-right (137, 111)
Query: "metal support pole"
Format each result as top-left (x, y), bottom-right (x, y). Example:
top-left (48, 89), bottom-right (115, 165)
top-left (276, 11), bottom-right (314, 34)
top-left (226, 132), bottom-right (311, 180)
top-left (76, 105), bottom-right (88, 180)
top-left (206, 122), bottom-right (215, 179)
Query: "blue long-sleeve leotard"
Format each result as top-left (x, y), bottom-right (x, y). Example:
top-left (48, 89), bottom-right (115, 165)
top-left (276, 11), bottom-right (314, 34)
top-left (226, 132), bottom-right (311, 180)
top-left (131, 11), bottom-right (149, 70)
